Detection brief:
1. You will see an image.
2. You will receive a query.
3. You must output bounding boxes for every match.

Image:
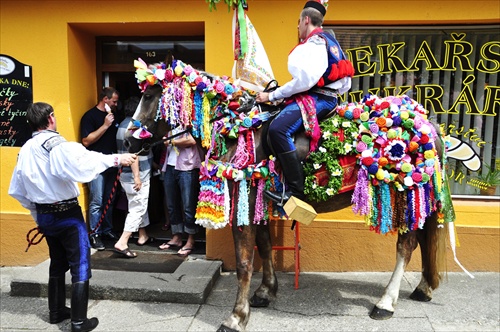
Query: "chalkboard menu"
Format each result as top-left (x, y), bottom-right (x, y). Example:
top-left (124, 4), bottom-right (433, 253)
top-left (0, 54), bottom-right (33, 147)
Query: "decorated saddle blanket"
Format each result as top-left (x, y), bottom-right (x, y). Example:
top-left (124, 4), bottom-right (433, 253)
top-left (304, 95), bottom-right (455, 234)
top-left (194, 94), bottom-right (455, 234)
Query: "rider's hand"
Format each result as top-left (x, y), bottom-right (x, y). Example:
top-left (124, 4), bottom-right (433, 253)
top-left (256, 92), bottom-right (270, 103)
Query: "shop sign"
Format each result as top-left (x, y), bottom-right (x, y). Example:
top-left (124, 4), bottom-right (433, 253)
top-left (0, 54), bottom-right (32, 147)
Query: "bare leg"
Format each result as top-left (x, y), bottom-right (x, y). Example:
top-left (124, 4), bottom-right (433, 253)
top-left (114, 231), bottom-right (132, 251)
top-left (170, 234), bottom-right (183, 246)
top-left (136, 227), bottom-right (149, 244)
top-left (184, 233), bottom-right (195, 249)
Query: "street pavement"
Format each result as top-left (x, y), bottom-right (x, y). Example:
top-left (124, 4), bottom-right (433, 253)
top-left (1, 262), bottom-right (499, 331)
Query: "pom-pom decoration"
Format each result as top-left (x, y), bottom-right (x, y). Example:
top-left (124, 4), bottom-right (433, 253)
top-left (335, 94), bottom-right (448, 234)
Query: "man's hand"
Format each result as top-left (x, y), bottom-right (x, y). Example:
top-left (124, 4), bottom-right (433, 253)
top-left (104, 113), bottom-right (114, 128)
top-left (256, 92), bottom-right (270, 103)
top-left (120, 153), bottom-right (137, 167)
top-left (133, 176), bottom-right (142, 191)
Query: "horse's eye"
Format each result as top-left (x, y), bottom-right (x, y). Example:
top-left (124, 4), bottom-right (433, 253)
top-left (144, 94), bottom-right (153, 100)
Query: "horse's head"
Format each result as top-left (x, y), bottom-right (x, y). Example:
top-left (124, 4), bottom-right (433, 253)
top-left (123, 84), bottom-right (169, 154)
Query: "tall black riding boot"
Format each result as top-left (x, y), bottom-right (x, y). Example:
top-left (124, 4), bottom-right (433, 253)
top-left (264, 150), bottom-right (305, 205)
top-left (71, 281), bottom-right (99, 332)
top-left (48, 276), bottom-right (70, 324)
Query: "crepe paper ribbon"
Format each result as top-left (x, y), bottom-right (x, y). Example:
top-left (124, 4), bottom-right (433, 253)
top-left (236, 1), bottom-right (248, 59)
top-left (134, 58), bottom-right (148, 70)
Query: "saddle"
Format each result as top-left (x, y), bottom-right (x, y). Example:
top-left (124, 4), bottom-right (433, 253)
top-left (240, 95), bottom-right (358, 200)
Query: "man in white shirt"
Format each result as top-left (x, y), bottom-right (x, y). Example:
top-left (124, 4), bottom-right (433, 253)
top-left (256, 0), bottom-right (354, 204)
top-left (9, 102), bottom-right (136, 332)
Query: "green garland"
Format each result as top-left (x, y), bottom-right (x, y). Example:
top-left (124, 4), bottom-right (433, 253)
top-left (206, 0), bottom-right (242, 11)
top-left (303, 114), bottom-right (358, 202)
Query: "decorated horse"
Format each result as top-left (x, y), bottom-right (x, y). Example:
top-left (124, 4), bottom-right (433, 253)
top-left (124, 56), bottom-right (456, 331)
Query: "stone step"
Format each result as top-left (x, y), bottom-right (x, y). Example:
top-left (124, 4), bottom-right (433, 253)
top-left (10, 251), bottom-right (222, 304)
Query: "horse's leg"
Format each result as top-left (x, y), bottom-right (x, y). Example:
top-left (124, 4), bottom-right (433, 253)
top-left (410, 212), bottom-right (443, 302)
top-left (218, 224), bottom-right (257, 332)
top-left (370, 230), bottom-right (418, 320)
top-left (249, 222), bottom-right (278, 307)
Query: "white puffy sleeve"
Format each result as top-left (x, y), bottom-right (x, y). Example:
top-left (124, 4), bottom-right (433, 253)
top-left (8, 166), bottom-right (38, 222)
top-left (50, 142), bottom-right (119, 183)
top-left (270, 36), bottom-right (328, 101)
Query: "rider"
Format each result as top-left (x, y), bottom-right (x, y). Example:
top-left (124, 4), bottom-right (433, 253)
top-left (256, 0), bottom-right (354, 204)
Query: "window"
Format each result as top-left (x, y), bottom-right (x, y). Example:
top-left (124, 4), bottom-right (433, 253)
top-left (329, 26), bottom-right (500, 196)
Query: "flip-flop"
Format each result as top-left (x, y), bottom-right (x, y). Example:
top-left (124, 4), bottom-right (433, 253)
top-left (113, 248), bottom-right (137, 259)
top-left (158, 242), bottom-right (180, 250)
top-left (177, 247), bottom-right (194, 256)
top-left (136, 237), bottom-right (155, 246)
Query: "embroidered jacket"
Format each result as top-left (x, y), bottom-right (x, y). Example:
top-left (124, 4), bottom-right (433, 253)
top-left (269, 28), bottom-right (352, 102)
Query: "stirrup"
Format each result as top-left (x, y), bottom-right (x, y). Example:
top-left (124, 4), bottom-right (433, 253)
top-left (264, 190), bottom-right (291, 207)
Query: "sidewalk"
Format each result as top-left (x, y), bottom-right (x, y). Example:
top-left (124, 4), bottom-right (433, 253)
top-left (1, 264), bottom-right (499, 331)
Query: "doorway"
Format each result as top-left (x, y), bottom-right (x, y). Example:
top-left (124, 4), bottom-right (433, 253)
top-left (98, 36), bottom-right (206, 244)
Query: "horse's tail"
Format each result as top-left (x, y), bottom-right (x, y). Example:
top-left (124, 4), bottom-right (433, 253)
top-left (422, 212), bottom-right (448, 290)
top-left (421, 121), bottom-right (450, 290)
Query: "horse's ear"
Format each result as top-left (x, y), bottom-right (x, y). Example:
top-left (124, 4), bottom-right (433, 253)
top-left (165, 51), bottom-right (174, 67)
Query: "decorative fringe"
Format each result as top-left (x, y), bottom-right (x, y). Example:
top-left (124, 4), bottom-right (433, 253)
top-left (253, 178), bottom-right (265, 224)
top-left (192, 90), bottom-right (203, 138)
top-left (439, 164), bottom-right (456, 223)
top-left (182, 80), bottom-right (192, 125)
top-left (231, 134), bottom-right (250, 168)
top-left (393, 190), bottom-right (407, 233)
top-left (379, 182), bottom-right (392, 234)
top-left (202, 95), bottom-right (211, 148)
top-left (352, 168), bottom-right (371, 216)
top-left (237, 179), bottom-right (249, 226)
top-left (224, 178), bottom-right (230, 226)
top-left (195, 175), bottom-right (228, 229)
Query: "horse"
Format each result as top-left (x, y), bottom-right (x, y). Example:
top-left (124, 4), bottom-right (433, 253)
top-left (124, 67), bottom-right (451, 332)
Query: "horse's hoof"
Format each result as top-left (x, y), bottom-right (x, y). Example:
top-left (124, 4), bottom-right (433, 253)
top-left (409, 288), bottom-right (432, 302)
top-left (369, 306), bottom-right (394, 320)
top-left (217, 324), bottom-right (239, 332)
top-left (249, 294), bottom-right (270, 307)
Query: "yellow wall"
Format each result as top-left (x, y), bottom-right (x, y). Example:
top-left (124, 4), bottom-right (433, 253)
top-left (1, 0), bottom-right (499, 268)
top-left (207, 200), bottom-right (500, 272)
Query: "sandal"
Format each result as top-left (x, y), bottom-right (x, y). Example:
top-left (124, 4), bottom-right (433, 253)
top-left (136, 237), bottom-right (155, 246)
top-left (177, 247), bottom-right (194, 256)
top-left (158, 242), bottom-right (180, 250)
top-left (113, 247), bottom-right (137, 259)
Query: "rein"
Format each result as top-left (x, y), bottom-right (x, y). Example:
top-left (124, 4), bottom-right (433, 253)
top-left (138, 128), bottom-right (190, 154)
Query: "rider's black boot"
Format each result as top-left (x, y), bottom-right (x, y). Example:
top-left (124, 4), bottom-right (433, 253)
top-left (71, 281), bottom-right (99, 332)
top-left (48, 276), bottom-right (70, 324)
top-left (264, 150), bottom-right (305, 205)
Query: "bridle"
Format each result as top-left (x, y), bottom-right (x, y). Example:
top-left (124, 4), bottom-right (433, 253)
top-left (127, 128), bottom-right (191, 155)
